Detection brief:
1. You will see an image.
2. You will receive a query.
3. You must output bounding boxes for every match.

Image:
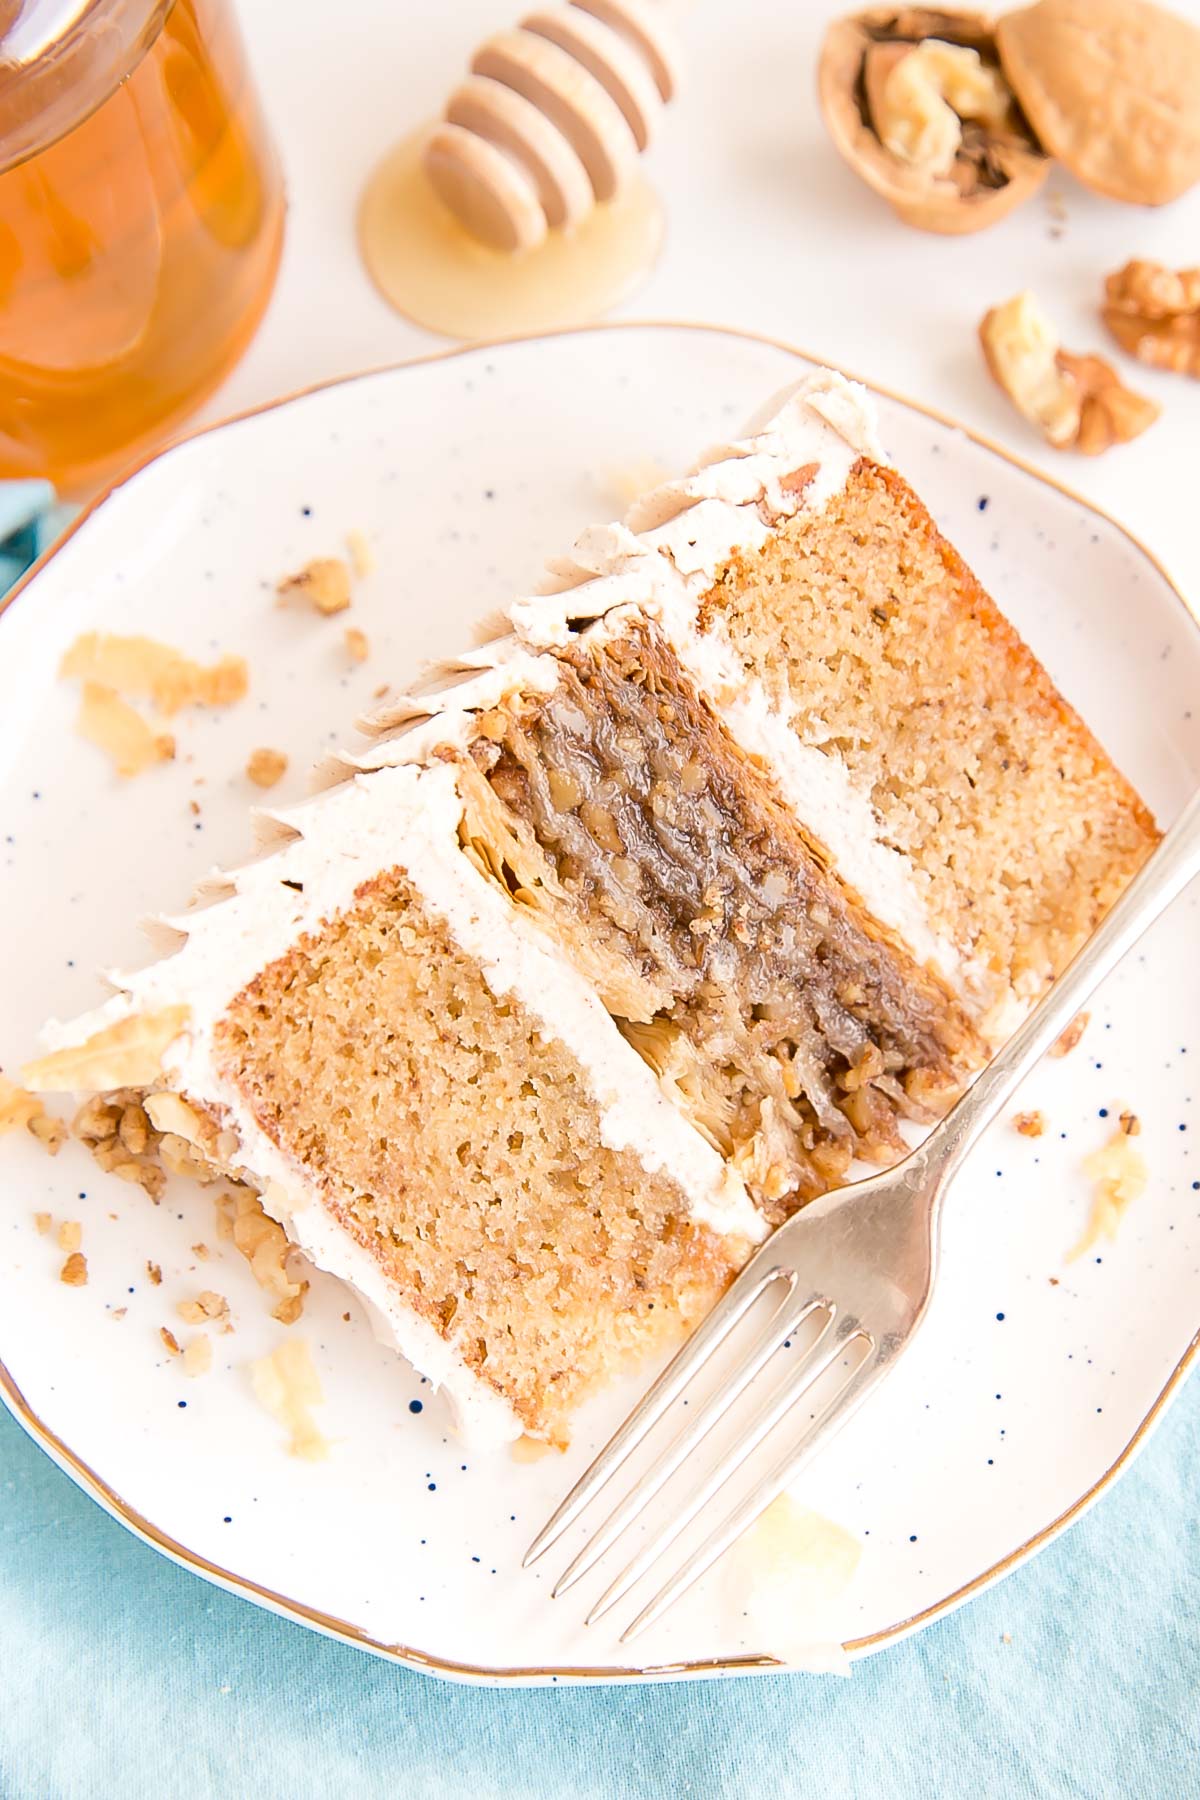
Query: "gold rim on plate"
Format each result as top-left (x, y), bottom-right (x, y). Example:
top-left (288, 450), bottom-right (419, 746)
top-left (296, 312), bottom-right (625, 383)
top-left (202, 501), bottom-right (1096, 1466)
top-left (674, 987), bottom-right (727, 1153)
top-left (2, 320), bottom-right (1197, 1684)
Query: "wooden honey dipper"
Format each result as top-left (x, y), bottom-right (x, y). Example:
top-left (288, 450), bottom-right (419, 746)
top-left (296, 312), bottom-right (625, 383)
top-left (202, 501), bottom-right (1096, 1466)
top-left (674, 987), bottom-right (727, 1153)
top-left (423, 1), bottom-right (681, 253)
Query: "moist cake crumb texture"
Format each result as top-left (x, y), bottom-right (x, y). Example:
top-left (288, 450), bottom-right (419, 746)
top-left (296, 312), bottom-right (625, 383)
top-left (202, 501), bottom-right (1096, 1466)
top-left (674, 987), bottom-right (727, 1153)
top-left (214, 870), bottom-right (740, 1442)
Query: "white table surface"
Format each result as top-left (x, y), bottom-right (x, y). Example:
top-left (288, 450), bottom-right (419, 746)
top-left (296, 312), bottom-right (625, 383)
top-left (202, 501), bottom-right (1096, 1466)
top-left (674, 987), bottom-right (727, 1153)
top-left (208, 0), bottom-right (1198, 604)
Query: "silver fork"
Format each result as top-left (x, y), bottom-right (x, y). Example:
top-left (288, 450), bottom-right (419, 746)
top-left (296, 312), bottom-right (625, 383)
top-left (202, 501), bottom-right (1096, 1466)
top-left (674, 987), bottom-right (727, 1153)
top-left (525, 789), bottom-right (1200, 1644)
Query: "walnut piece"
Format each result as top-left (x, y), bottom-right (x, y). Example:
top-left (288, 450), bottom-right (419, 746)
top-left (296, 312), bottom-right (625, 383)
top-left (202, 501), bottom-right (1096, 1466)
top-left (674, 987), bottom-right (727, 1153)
top-left (60, 1252), bottom-right (88, 1286)
top-left (56, 1220), bottom-right (82, 1253)
top-left (250, 1338), bottom-right (328, 1460)
top-left (819, 9), bottom-right (1047, 235)
top-left (344, 627), bottom-right (370, 664)
top-left (1069, 1124), bottom-right (1148, 1261)
top-left (996, 0), bottom-right (1200, 207)
top-left (345, 529), bottom-right (375, 578)
top-left (869, 39), bottom-right (1012, 175)
top-left (1103, 259), bottom-right (1200, 378)
top-left (246, 747), bottom-right (289, 789)
top-left (1013, 1110), bottom-right (1045, 1138)
top-left (980, 293), bottom-right (1160, 455)
top-left (276, 557), bottom-right (352, 616)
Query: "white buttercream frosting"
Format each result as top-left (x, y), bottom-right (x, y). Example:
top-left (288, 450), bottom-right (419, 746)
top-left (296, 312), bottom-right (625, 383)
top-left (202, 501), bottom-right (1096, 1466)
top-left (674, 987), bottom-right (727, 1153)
top-left (41, 760), bottom-right (763, 1447)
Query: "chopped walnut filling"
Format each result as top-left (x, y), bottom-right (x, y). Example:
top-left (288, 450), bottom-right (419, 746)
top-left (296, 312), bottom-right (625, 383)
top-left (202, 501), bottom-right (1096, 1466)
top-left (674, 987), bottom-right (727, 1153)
top-left (59, 1252), bottom-right (88, 1287)
top-left (1012, 1110), bottom-right (1045, 1138)
top-left (470, 621), bottom-right (980, 1220)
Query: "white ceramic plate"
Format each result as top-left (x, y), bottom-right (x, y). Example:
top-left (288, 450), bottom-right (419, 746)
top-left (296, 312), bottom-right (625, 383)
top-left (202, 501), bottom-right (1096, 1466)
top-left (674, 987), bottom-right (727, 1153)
top-left (3, 324), bottom-right (1199, 1685)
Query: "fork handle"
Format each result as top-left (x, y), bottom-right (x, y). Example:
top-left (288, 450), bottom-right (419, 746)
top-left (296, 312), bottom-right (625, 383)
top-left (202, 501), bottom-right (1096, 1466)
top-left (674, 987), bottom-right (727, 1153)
top-left (927, 787), bottom-right (1200, 1186)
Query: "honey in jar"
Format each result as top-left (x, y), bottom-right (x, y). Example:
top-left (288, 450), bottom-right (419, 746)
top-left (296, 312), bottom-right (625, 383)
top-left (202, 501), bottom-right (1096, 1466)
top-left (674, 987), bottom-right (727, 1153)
top-left (0, 0), bottom-right (285, 493)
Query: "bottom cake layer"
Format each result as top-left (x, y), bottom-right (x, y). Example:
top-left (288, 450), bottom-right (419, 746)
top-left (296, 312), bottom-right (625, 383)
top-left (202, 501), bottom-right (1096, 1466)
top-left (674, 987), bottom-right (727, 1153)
top-left (213, 869), bottom-right (742, 1443)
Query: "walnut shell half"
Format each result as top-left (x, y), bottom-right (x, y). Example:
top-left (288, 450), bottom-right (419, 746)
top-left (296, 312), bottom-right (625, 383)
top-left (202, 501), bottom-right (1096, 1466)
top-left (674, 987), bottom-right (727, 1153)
top-left (819, 8), bottom-right (1049, 234)
top-left (996, 0), bottom-right (1200, 207)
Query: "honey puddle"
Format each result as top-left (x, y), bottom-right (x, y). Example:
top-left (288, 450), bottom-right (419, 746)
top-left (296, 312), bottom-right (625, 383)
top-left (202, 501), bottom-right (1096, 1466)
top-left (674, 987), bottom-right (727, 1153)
top-left (358, 129), bottom-right (664, 342)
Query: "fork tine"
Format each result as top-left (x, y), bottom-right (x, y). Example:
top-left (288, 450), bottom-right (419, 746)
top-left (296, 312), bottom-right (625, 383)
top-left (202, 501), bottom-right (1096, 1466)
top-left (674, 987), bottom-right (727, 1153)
top-left (586, 1317), bottom-right (869, 1627)
top-left (551, 1294), bottom-right (830, 1599)
top-left (524, 1250), bottom-right (797, 1568)
top-left (619, 1342), bottom-right (883, 1645)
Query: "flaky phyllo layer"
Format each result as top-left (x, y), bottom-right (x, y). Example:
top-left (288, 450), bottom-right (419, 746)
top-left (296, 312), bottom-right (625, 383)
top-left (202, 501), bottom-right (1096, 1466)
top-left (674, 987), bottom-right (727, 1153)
top-left (27, 371), bottom-right (1158, 1444)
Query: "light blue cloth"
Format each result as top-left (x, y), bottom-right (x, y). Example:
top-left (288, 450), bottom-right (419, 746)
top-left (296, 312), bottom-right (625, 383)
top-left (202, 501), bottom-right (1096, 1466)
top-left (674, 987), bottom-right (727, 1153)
top-left (1, 492), bottom-right (1197, 1794)
top-left (0, 481), bottom-right (71, 595)
top-left (1, 1382), bottom-right (1197, 1798)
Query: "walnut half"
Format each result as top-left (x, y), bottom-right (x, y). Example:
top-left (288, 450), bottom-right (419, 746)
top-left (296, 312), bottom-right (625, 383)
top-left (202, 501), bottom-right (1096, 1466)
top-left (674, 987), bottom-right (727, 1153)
top-left (1103, 259), bottom-right (1200, 379)
top-left (819, 9), bottom-right (1048, 234)
top-left (980, 292), bottom-right (1160, 455)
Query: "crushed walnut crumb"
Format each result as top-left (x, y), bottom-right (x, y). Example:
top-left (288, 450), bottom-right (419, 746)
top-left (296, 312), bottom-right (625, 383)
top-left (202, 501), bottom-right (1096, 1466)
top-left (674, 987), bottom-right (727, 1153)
top-left (28, 1111), bottom-right (66, 1155)
top-left (33, 1211), bottom-right (52, 1235)
top-left (60, 1252), bottom-right (88, 1286)
top-left (219, 1190), bottom-right (308, 1322)
top-left (1068, 1122), bottom-right (1148, 1261)
top-left (110, 1307), bottom-right (127, 1320)
top-left (1050, 1012), bottom-right (1090, 1058)
top-left (246, 747), bottom-right (288, 790)
top-left (147, 1260), bottom-right (162, 1285)
top-left (176, 1289), bottom-right (231, 1331)
top-left (1013, 1110), bottom-right (1045, 1138)
top-left (344, 626), bottom-right (369, 663)
top-left (160, 1326), bottom-right (181, 1356)
top-left (72, 1090), bottom-right (172, 1200)
top-left (276, 557), bottom-right (352, 616)
top-left (56, 1220), bottom-right (82, 1253)
top-left (192, 1242), bottom-right (210, 1260)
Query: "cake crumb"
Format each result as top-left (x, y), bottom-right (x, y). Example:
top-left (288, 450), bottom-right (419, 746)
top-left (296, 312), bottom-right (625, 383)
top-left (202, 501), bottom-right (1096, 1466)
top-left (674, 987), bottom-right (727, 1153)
top-left (33, 1211), bottom-right (52, 1235)
top-left (1068, 1124), bottom-right (1148, 1261)
top-left (276, 557), bottom-right (351, 615)
top-left (373, 682), bottom-right (390, 700)
top-left (60, 1252), bottom-right (88, 1286)
top-left (344, 626), bottom-right (370, 663)
top-left (160, 1326), bottom-right (181, 1356)
top-left (345, 529), bottom-right (375, 578)
top-left (1050, 1012), bottom-right (1090, 1058)
top-left (510, 1434), bottom-right (556, 1463)
top-left (250, 1338), bottom-right (328, 1459)
top-left (246, 747), bottom-right (288, 789)
top-left (147, 1260), bottom-right (162, 1285)
top-left (183, 1334), bottom-right (212, 1377)
top-left (110, 1307), bottom-right (127, 1320)
top-left (61, 632), bottom-right (248, 715)
top-left (1013, 1110), bottom-right (1045, 1138)
top-left (77, 682), bottom-right (176, 777)
top-left (56, 1220), bottom-right (82, 1253)
top-left (1, 1074), bottom-right (46, 1134)
top-left (192, 1242), bottom-right (210, 1260)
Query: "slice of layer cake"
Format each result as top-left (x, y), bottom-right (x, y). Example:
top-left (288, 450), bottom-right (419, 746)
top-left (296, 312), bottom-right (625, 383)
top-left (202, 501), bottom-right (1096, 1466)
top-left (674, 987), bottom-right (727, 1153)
top-left (25, 370), bottom-right (1158, 1447)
